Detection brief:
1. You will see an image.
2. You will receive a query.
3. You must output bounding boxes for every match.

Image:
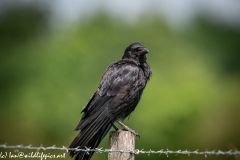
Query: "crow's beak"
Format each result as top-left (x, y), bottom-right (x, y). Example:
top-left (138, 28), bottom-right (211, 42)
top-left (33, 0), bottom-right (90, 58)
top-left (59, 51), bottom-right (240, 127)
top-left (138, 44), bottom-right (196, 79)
top-left (138, 48), bottom-right (149, 56)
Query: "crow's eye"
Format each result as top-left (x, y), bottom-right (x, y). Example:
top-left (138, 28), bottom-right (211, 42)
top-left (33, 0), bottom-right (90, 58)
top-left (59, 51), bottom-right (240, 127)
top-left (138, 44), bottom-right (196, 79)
top-left (135, 47), bottom-right (143, 52)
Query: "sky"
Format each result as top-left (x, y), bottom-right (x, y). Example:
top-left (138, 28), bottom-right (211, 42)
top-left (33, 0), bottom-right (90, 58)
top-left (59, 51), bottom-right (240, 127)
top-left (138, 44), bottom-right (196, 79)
top-left (48, 0), bottom-right (240, 29)
top-left (1, 0), bottom-right (240, 29)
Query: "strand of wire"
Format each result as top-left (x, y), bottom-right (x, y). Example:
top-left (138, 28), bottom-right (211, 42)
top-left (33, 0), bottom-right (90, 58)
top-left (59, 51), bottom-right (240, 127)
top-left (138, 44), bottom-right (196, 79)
top-left (0, 144), bottom-right (239, 157)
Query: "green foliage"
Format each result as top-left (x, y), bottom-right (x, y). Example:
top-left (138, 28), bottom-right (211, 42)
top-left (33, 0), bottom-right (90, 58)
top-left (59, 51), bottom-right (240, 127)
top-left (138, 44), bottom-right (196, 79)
top-left (0, 9), bottom-right (239, 160)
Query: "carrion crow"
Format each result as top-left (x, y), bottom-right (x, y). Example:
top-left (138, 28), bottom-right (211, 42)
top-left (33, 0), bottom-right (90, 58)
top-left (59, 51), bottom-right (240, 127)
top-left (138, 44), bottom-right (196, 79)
top-left (69, 42), bottom-right (152, 160)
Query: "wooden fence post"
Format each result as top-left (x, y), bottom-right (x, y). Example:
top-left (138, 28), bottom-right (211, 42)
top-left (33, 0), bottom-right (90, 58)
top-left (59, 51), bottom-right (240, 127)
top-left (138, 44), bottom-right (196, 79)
top-left (108, 130), bottom-right (135, 160)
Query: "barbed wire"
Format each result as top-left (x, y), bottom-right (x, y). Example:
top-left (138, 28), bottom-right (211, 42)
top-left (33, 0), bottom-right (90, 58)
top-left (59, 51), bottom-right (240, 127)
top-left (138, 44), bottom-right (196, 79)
top-left (0, 144), bottom-right (239, 158)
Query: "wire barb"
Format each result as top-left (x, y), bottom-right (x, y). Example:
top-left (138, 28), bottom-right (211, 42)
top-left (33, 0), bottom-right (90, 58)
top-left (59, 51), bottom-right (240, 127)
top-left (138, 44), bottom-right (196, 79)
top-left (0, 144), bottom-right (239, 157)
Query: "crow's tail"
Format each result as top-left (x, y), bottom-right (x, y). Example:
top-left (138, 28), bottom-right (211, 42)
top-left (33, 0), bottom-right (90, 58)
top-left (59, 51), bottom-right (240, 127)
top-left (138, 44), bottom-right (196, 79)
top-left (69, 122), bottom-right (112, 160)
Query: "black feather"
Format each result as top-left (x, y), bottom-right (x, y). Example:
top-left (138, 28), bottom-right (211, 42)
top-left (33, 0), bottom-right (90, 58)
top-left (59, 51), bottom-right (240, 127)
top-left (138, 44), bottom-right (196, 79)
top-left (69, 42), bottom-right (152, 160)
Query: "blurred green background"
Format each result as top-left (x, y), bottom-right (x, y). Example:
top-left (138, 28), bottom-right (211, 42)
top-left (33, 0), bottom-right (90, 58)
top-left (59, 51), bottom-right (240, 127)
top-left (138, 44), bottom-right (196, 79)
top-left (0, 1), bottom-right (240, 160)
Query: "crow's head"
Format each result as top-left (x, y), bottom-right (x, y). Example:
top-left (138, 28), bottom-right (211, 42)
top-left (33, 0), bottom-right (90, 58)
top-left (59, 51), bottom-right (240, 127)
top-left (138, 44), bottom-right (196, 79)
top-left (122, 43), bottom-right (149, 62)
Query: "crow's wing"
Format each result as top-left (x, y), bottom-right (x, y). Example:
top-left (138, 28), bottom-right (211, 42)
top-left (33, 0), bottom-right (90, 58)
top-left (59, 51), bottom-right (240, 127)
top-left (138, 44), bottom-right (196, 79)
top-left (75, 60), bottom-right (140, 130)
top-left (69, 60), bottom-right (140, 159)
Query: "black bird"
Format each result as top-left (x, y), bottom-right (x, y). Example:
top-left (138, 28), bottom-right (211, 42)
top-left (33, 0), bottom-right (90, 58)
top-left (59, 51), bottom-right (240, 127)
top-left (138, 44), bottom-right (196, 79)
top-left (69, 42), bottom-right (152, 160)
